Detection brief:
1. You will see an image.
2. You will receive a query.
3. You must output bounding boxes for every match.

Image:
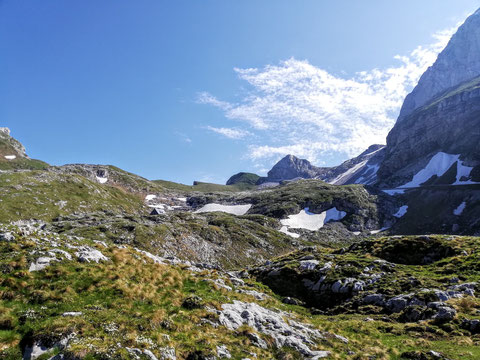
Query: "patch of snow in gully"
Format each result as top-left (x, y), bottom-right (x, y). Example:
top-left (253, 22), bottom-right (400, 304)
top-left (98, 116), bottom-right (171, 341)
top-left (400, 152), bottom-right (476, 188)
top-left (453, 202), bottom-right (467, 216)
top-left (4, 155), bottom-right (16, 160)
top-left (280, 207), bottom-right (346, 237)
top-left (195, 203), bottom-right (252, 216)
top-left (96, 176), bottom-right (108, 184)
top-left (393, 205), bottom-right (408, 218)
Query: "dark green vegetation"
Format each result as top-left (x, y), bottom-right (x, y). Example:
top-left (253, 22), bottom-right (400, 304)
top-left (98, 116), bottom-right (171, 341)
top-left (154, 179), bottom-right (255, 192)
top-left (225, 172), bottom-right (261, 187)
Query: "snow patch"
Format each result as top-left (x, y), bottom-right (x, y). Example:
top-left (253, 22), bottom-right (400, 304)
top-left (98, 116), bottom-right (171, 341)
top-left (279, 226), bottom-right (300, 238)
top-left (96, 176), bottom-right (108, 184)
top-left (370, 227), bottom-right (390, 234)
top-left (400, 152), bottom-right (476, 188)
top-left (280, 207), bottom-right (346, 233)
top-left (4, 155), bottom-right (16, 160)
top-left (453, 202), bottom-right (467, 216)
top-left (393, 205), bottom-right (408, 218)
top-left (145, 194), bottom-right (157, 201)
top-left (383, 189), bottom-right (406, 195)
top-left (355, 163), bottom-right (380, 185)
top-left (195, 203), bottom-right (251, 216)
top-left (177, 197), bottom-right (187, 202)
top-left (329, 160), bottom-right (368, 185)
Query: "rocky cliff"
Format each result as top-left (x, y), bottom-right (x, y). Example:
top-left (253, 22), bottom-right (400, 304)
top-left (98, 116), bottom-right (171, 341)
top-left (378, 77), bottom-right (480, 187)
top-left (263, 154), bottom-right (328, 182)
top-left (378, 10), bottom-right (480, 188)
top-left (399, 9), bottom-right (480, 120)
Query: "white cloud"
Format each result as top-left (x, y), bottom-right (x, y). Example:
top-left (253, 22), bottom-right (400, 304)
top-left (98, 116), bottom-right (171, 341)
top-left (198, 24), bottom-right (460, 167)
top-left (206, 126), bottom-right (251, 139)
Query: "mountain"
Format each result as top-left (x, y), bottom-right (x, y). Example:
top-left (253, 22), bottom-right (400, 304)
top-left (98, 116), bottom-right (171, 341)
top-left (251, 145), bottom-right (385, 187)
top-left (378, 11), bottom-right (480, 188)
top-left (261, 154), bottom-right (329, 183)
top-left (322, 144), bottom-right (385, 185)
top-left (399, 9), bottom-right (480, 120)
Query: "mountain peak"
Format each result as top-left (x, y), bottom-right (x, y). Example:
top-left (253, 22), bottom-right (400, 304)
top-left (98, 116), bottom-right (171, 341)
top-left (398, 8), bottom-right (480, 119)
top-left (266, 155), bottom-right (325, 181)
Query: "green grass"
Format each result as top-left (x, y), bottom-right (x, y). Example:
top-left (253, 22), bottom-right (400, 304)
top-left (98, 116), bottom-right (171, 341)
top-left (0, 171), bottom-right (145, 223)
top-left (1, 229), bottom-right (480, 359)
top-left (153, 179), bottom-right (255, 192)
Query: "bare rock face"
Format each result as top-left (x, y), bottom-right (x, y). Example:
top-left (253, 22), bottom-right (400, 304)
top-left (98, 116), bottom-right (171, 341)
top-left (265, 155), bottom-right (327, 182)
top-left (322, 144), bottom-right (385, 185)
top-left (378, 76), bottom-right (480, 187)
top-left (399, 9), bottom-right (480, 120)
top-left (0, 127), bottom-right (27, 157)
top-left (377, 9), bottom-right (480, 187)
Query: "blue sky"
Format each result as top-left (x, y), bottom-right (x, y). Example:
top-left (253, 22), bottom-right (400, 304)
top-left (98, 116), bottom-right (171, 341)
top-left (1, 0), bottom-right (479, 184)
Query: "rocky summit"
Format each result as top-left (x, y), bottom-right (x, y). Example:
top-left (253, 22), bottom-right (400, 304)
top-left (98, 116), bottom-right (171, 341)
top-left (3, 6), bottom-right (480, 360)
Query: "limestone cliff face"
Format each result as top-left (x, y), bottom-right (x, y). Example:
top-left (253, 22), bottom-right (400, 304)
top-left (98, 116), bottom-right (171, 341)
top-left (377, 9), bottom-right (480, 188)
top-left (399, 9), bottom-right (480, 120)
top-left (378, 77), bottom-right (480, 187)
top-left (265, 155), bottom-right (328, 182)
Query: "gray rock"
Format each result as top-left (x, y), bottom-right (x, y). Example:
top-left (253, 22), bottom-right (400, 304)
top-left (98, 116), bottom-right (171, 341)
top-left (362, 294), bottom-right (385, 307)
top-left (386, 295), bottom-right (411, 313)
top-left (214, 301), bottom-right (343, 357)
top-left (399, 9), bottom-right (480, 119)
top-left (216, 345), bottom-right (231, 359)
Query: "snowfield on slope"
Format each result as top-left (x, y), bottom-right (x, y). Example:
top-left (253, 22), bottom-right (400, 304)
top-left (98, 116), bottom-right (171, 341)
top-left (393, 205), bottom-right (408, 218)
top-left (279, 207), bottom-right (346, 237)
top-left (400, 152), bottom-right (476, 188)
top-left (96, 176), bottom-right (108, 184)
top-left (453, 201), bottom-right (467, 216)
top-left (194, 203), bottom-right (252, 215)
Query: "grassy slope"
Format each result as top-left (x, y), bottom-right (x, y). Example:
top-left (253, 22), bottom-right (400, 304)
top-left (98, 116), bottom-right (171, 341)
top-left (251, 235), bottom-right (480, 359)
top-left (0, 134), bottom-right (48, 171)
top-left (1, 229), bottom-right (480, 359)
top-left (154, 179), bottom-right (256, 192)
top-left (0, 171), bottom-right (144, 223)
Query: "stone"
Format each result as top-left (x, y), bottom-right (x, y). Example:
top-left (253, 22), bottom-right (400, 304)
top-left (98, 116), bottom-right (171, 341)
top-left (75, 246), bottom-right (109, 263)
top-left (214, 301), bottom-right (345, 357)
top-left (299, 260), bottom-right (319, 271)
top-left (216, 345), bottom-right (231, 359)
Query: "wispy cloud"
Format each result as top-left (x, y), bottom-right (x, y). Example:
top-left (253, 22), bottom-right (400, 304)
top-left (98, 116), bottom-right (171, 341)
top-left (198, 24), bottom-right (460, 167)
top-left (175, 131), bottom-right (192, 144)
top-left (206, 126), bottom-right (251, 139)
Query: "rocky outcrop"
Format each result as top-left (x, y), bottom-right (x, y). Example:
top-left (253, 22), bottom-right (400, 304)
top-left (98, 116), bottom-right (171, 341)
top-left (378, 77), bottom-right (480, 187)
top-left (0, 127), bottom-right (27, 158)
top-left (262, 155), bottom-right (328, 183)
top-left (399, 9), bottom-right (480, 120)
